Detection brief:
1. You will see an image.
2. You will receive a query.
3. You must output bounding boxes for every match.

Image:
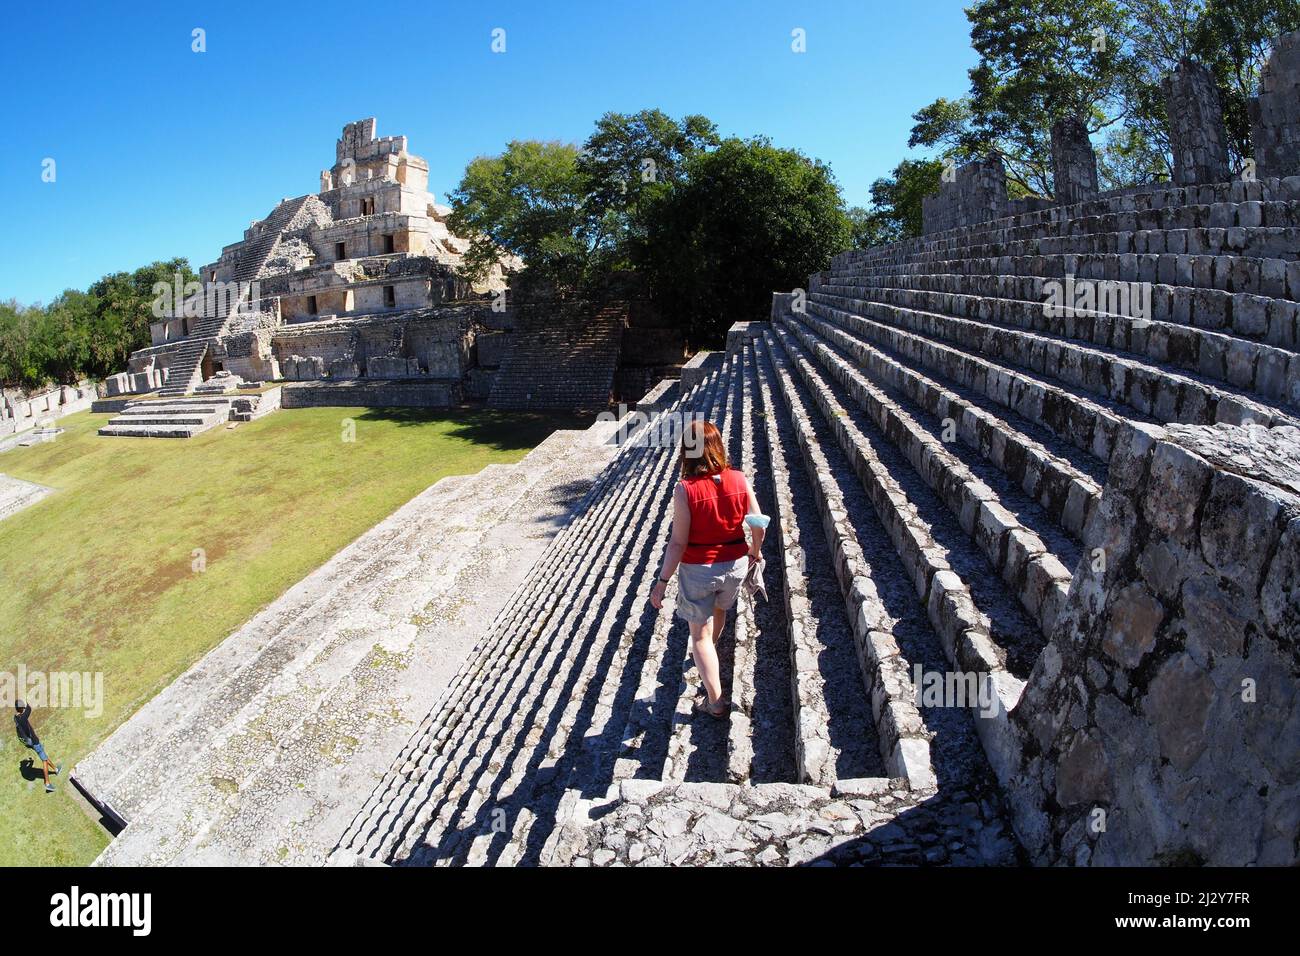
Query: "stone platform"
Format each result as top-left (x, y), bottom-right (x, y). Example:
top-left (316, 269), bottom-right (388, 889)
top-left (0, 473), bottom-right (54, 523)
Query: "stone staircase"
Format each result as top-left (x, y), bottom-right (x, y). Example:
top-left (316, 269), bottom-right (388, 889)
top-left (324, 176), bottom-right (1299, 868)
top-left (488, 303), bottom-right (624, 410)
top-left (77, 173), bottom-right (1300, 866)
top-left (77, 420), bottom-right (622, 865)
top-left (232, 196), bottom-right (314, 284)
top-left (156, 197), bottom-right (314, 399)
top-left (332, 340), bottom-right (1022, 867)
top-left (97, 397), bottom-right (239, 438)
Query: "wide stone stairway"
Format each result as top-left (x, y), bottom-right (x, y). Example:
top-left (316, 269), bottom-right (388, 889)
top-left (329, 176), bottom-right (1300, 868)
top-left (333, 341), bottom-right (1025, 867)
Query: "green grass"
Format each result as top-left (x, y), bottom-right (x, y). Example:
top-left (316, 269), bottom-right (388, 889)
top-left (0, 404), bottom-right (585, 866)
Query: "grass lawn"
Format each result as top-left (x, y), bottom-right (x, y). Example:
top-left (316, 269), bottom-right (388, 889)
top-left (0, 404), bottom-right (585, 867)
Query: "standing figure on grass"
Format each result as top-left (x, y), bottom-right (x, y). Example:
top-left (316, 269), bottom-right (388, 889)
top-left (15, 700), bottom-right (62, 793)
top-left (650, 419), bottom-right (769, 718)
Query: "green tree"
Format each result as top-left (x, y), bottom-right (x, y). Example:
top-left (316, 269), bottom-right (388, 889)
top-left (864, 158), bottom-right (945, 243)
top-left (638, 137), bottom-right (851, 345)
top-left (846, 206), bottom-right (895, 249)
top-left (0, 300), bottom-right (42, 389)
top-left (912, 0), bottom-right (1158, 196)
top-left (0, 258), bottom-right (195, 389)
top-left (577, 109), bottom-right (719, 271)
top-left (447, 140), bottom-right (594, 292)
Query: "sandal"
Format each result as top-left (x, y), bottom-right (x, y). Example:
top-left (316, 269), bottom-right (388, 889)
top-left (693, 697), bottom-right (729, 719)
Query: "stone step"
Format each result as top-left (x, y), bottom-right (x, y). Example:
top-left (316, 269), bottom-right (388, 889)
top-left (748, 340), bottom-right (896, 786)
top-left (764, 324), bottom-right (1040, 688)
top-left (723, 346), bottom-right (796, 786)
top-left (104, 415), bottom-right (221, 426)
top-left (113, 405), bottom-right (229, 417)
top-left (804, 297), bottom-right (1138, 466)
top-left (545, 778), bottom-right (1020, 866)
top-left (811, 289), bottom-right (1299, 429)
top-left (791, 309), bottom-right (1104, 541)
top-left (96, 423), bottom-right (214, 438)
top-left (842, 221), bottom-right (1300, 275)
top-left (776, 314), bottom-right (1080, 638)
top-left (836, 180), bottom-right (1300, 267)
top-left (837, 250), bottom-right (1299, 314)
top-left (0, 473), bottom-right (54, 522)
top-left (761, 327), bottom-right (1033, 787)
top-left (815, 278), bottom-right (1300, 405)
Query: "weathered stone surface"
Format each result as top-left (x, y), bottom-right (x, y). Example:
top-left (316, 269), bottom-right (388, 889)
top-left (1101, 583), bottom-right (1164, 667)
top-left (1251, 30), bottom-right (1300, 178)
top-left (921, 155), bottom-right (1008, 235)
top-left (1051, 116), bottom-right (1099, 205)
top-left (1165, 60), bottom-right (1232, 186)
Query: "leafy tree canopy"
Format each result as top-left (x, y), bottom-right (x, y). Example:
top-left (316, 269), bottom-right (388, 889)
top-left (0, 258), bottom-right (196, 391)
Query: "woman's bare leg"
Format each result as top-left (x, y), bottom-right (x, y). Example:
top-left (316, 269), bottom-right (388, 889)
top-left (712, 606), bottom-right (727, 645)
top-left (690, 618), bottom-right (723, 707)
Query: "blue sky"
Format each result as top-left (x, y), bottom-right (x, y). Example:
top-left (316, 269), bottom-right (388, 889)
top-left (0, 0), bottom-right (977, 305)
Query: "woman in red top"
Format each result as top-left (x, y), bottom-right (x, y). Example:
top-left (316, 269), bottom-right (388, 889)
top-left (651, 420), bottom-right (766, 718)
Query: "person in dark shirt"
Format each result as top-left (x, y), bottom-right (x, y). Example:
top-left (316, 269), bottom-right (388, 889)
top-left (14, 701), bottom-right (61, 793)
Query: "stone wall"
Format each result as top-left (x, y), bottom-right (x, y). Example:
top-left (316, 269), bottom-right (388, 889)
top-left (267, 308), bottom-right (475, 383)
top-left (921, 156), bottom-right (1008, 235)
top-left (1051, 116), bottom-right (1099, 205)
top-left (1003, 422), bottom-right (1300, 865)
top-left (280, 380), bottom-right (459, 408)
top-left (1165, 60), bottom-right (1232, 186)
top-left (1250, 30), bottom-right (1300, 179)
top-left (0, 383), bottom-right (96, 438)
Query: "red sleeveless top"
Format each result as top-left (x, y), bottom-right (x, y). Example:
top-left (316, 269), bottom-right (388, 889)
top-left (681, 468), bottom-right (749, 565)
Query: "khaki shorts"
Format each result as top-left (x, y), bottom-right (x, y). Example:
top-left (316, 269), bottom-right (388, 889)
top-left (675, 556), bottom-right (750, 624)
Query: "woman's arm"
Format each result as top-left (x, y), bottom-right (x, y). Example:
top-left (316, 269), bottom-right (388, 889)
top-left (744, 476), bottom-right (766, 558)
top-left (651, 483), bottom-right (690, 609)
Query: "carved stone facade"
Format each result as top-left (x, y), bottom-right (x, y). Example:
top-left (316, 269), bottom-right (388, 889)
top-left (112, 119), bottom-right (521, 405)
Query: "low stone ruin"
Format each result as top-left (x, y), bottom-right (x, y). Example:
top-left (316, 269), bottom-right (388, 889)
top-left (1251, 30), bottom-right (1300, 178)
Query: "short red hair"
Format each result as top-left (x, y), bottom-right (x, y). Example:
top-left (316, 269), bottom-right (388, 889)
top-left (680, 419), bottom-right (729, 478)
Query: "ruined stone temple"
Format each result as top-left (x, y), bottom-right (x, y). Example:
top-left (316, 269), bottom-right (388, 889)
top-left (97, 118), bottom-right (683, 436)
top-left (76, 35), bottom-right (1300, 867)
